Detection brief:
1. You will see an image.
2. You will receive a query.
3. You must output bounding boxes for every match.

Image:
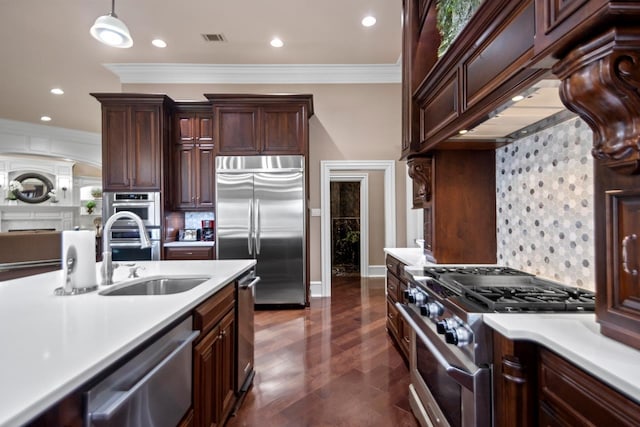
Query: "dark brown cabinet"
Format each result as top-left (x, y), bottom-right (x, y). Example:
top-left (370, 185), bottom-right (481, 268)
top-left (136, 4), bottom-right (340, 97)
top-left (91, 94), bottom-right (173, 192)
top-left (193, 283), bottom-right (236, 427)
top-left (493, 331), bottom-right (640, 427)
top-left (173, 106), bottom-right (215, 210)
top-left (165, 246), bottom-right (215, 260)
top-left (418, 150), bottom-right (496, 263)
top-left (538, 348), bottom-right (640, 426)
top-left (385, 254), bottom-right (411, 363)
top-left (206, 94), bottom-right (313, 156)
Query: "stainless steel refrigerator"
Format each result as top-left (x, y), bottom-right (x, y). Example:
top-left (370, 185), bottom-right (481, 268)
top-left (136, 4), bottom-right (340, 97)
top-left (215, 155), bottom-right (305, 306)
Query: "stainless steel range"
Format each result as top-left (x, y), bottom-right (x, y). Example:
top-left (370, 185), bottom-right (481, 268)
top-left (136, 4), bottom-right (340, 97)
top-left (397, 265), bottom-right (595, 427)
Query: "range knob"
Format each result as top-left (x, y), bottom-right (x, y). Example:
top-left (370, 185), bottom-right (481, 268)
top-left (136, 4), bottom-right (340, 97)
top-left (444, 327), bottom-right (473, 347)
top-left (419, 302), bottom-right (443, 318)
top-left (436, 318), bottom-right (459, 334)
top-left (414, 292), bottom-right (427, 304)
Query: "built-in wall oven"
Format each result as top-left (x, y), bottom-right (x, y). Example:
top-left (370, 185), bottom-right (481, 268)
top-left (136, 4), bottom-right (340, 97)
top-left (103, 192), bottom-right (161, 228)
top-left (398, 265), bottom-right (596, 427)
top-left (103, 192), bottom-right (162, 261)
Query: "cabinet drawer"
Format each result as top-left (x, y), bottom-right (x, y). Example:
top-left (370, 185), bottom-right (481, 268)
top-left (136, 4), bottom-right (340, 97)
top-left (165, 246), bottom-right (214, 260)
top-left (193, 283), bottom-right (235, 337)
top-left (386, 298), bottom-right (400, 339)
top-left (385, 255), bottom-right (404, 278)
top-left (386, 271), bottom-right (400, 302)
top-left (539, 348), bottom-right (640, 426)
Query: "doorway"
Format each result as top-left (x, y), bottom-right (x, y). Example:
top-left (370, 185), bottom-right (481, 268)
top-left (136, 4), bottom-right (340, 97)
top-left (321, 160), bottom-right (396, 298)
top-left (330, 177), bottom-right (367, 278)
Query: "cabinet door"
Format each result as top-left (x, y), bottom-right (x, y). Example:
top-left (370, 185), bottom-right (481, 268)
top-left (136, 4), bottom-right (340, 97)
top-left (174, 144), bottom-right (197, 209)
top-left (177, 115), bottom-right (196, 143)
top-left (194, 327), bottom-right (222, 427)
top-left (196, 113), bottom-right (214, 143)
top-left (130, 105), bottom-right (161, 190)
top-left (196, 145), bottom-right (215, 208)
top-left (218, 310), bottom-right (236, 424)
top-left (261, 104), bottom-right (305, 154)
top-left (215, 105), bottom-right (260, 154)
top-left (102, 106), bottom-right (131, 190)
top-left (601, 190), bottom-right (640, 348)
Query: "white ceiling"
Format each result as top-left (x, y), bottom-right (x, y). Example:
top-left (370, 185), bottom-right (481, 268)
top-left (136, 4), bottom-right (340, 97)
top-left (0, 0), bottom-right (402, 133)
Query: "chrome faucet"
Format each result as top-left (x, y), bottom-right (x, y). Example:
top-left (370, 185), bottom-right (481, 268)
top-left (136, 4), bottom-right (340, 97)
top-left (101, 211), bottom-right (151, 286)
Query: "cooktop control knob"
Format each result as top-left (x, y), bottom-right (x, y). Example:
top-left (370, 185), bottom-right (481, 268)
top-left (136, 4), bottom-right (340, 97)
top-left (420, 302), bottom-right (443, 319)
top-left (414, 292), bottom-right (427, 304)
top-left (445, 327), bottom-right (473, 346)
top-left (436, 318), bottom-right (459, 334)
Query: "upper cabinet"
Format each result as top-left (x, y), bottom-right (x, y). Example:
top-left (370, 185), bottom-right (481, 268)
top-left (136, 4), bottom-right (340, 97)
top-left (172, 104), bottom-right (215, 210)
top-left (206, 94), bottom-right (314, 156)
top-left (91, 94), bottom-right (173, 192)
top-left (401, 0), bottom-right (640, 157)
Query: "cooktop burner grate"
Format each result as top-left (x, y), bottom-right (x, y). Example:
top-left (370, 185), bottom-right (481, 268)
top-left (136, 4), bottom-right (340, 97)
top-left (463, 284), bottom-right (595, 312)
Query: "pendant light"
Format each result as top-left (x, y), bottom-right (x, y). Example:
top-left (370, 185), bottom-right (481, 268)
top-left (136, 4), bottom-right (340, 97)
top-left (90, 0), bottom-right (133, 48)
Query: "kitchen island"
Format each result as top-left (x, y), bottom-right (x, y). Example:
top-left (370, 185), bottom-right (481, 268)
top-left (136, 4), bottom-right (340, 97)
top-left (0, 259), bottom-right (255, 427)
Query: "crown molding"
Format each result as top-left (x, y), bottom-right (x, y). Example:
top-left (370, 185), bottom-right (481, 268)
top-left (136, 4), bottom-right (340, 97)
top-left (104, 63), bottom-right (402, 84)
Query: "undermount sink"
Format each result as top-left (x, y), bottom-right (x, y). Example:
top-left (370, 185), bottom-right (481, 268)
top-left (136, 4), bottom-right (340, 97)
top-left (99, 276), bottom-right (211, 296)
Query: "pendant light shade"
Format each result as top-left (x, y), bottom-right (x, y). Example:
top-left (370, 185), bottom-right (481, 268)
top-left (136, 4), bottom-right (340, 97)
top-left (90, 0), bottom-right (133, 48)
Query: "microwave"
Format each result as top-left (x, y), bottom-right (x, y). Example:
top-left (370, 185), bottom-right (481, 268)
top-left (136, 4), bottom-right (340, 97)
top-left (103, 192), bottom-right (161, 228)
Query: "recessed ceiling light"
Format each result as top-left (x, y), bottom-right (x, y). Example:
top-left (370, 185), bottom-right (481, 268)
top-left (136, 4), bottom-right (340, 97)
top-left (40, 116), bottom-right (52, 122)
top-left (152, 39), bottom-right (167, 48)
top-left (362, 16), bottom-right (377, 27)
top-left (511, 95), bottom-right (525, 102)
top-left (458, 129), bottom-right (468, 135)
top-left (270, 37), bottom-right (284, 48)
top-left (50, 88), bottom-right (64, 95)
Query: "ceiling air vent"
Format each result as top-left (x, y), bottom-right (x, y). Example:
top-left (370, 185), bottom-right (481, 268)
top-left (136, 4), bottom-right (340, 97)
top-left (202, 33), bottom-right (227, 42)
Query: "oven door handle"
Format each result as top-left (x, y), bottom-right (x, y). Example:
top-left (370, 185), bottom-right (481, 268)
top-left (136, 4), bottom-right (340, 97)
top-left (396, 302), bottom-right (476, 391)
top-left (110, 242), bottom-right (156, 248)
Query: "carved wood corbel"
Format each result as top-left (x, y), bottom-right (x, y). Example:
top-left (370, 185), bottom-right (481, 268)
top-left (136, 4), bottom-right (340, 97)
top-left (552, 27), bottom-right (640, 174)
top-left (407, 156), bottom-right (432, 208)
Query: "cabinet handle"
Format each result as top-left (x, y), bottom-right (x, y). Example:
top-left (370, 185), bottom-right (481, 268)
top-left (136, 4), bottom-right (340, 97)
top-left (403, 336), bottom-right (411, 343)
top-left (387, 264), bottom-right (394, 270)
top-left (622, 234), bottom-right (638, 276)
top-left (185, 252), bottom-right (193, 255)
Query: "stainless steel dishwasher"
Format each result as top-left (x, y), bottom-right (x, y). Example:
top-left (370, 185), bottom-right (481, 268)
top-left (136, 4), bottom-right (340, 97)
top-left (85, 316), bottom-right (199, 427)
top-left (236, 270), bottom-right (259, 394)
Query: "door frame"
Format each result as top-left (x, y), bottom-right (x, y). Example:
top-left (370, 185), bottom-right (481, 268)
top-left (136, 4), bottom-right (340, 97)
top-left (320, 160), bottom-right (396, 297)
top-left (329, 173), bottom-right (369, 279)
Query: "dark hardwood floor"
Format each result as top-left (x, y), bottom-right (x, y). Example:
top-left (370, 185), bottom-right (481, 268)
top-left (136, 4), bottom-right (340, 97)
top-left (227, 275), bottom-right (418, 427)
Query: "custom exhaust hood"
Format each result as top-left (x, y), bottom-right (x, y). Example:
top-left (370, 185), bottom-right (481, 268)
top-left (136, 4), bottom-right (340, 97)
top-left (451, 79), bottom-right (576, 143)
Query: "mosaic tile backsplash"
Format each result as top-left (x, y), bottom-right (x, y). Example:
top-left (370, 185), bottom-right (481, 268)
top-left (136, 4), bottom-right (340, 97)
top-left (496, 118), bottom-right (595, 290)
top-left (185, 211), bottom-right (215, 229)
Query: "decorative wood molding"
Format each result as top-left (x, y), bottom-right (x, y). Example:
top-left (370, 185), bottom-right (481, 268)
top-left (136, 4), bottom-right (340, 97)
top-left (407, 157), bottom-right (432, 208)
top-left (552, 27), bottom-right (640, 172)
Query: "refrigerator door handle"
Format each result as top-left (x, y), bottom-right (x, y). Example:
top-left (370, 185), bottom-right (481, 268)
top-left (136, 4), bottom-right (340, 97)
top-left (247, 200), bottom-right (253, 255)
top-left (255, 198), bottom-right (261, 255)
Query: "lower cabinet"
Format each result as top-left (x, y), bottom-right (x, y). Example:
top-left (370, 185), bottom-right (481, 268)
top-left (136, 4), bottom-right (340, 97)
top-left (538, 348), bottom-right (640, 427)
top-left (385, 255), bottom-right (410, 363)
top-left (192, 283), bottom-right (236, 427)
top-left (493, 331), bottom-right (640, 427)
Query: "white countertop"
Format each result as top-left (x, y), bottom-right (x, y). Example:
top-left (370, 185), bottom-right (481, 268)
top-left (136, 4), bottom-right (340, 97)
top-left (484, 313), bottom-right (640, 403)
top-left (164, 241), bottom-right (216, 247)
top-left (0, 259), bottom-right (255, 427)
top-left (384, 247), bottom-right (435, 267)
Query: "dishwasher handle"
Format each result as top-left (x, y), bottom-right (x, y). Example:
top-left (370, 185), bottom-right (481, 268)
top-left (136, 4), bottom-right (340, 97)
top-left (240, 277), bottom-right (260, 290)
top-left (89, 330), bottom-right (200, 423)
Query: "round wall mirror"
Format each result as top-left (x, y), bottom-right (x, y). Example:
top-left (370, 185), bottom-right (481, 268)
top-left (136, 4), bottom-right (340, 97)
top-left (12, 173), bottom-right (54, 204)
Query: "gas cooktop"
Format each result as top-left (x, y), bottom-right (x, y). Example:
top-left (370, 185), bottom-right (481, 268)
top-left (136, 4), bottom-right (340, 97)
top-left (416, 265), bottom-right (595, 313)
